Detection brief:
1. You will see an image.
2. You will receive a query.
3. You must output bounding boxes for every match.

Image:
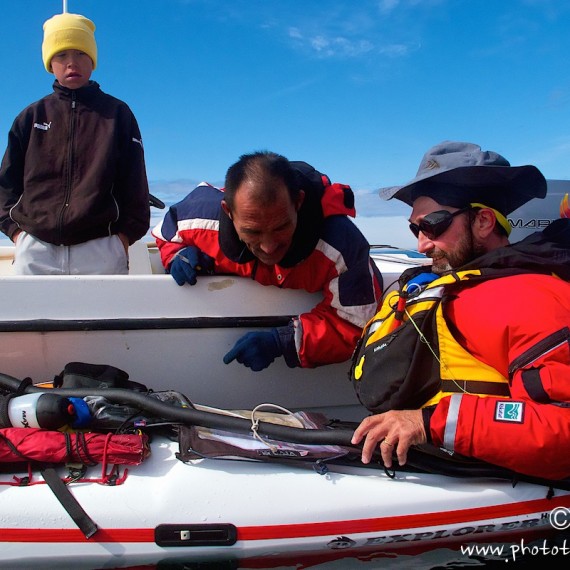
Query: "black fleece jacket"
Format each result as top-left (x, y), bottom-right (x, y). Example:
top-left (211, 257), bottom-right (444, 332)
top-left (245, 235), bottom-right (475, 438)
top-left (0, 80), bottom-right (150, 245)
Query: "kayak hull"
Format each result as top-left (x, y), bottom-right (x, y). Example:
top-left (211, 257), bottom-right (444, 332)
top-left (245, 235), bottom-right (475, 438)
top-left (0, 436), bottom-right (567, 569)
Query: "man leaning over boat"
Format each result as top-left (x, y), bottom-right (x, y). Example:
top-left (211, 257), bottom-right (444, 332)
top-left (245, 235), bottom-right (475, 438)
top-left (152, 150), bottom-right (383, 372)
top-left (351, 141), bottom-right (570, 481)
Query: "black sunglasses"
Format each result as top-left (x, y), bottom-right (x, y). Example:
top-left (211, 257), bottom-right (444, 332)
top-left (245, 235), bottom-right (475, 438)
top-left (409, 207), bottom-right (471, 240)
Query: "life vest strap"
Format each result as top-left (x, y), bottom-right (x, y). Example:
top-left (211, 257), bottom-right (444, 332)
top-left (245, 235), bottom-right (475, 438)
top-left (440, 379), bottom-right (510, 397)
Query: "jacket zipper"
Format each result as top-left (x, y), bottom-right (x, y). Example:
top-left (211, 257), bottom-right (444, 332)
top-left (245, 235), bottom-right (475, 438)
top-left (58, 93), bottom-right (77, 243)
top-left (508, 326), bottom-right (570, 377)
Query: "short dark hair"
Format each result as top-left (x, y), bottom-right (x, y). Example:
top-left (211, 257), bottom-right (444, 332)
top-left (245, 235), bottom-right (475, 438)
top-left (223, 151), bottom-right (301, 210)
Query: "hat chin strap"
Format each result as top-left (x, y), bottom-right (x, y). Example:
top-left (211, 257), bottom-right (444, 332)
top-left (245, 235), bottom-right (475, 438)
top-left (470, 202), bottom-right (511, 236)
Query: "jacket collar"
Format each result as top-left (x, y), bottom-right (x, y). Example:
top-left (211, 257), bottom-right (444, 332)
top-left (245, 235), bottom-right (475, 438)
top-left (465, 218), bottom-right (570, 281)
top-left (53, 80), bottom-right (101, 103)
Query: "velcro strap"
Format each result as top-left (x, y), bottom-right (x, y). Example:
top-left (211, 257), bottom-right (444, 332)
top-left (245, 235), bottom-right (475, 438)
top-left (521, 368), bottom-right (551, 403)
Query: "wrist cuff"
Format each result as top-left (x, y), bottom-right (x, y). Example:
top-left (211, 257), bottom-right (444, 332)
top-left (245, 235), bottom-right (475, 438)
top-left (421, 406), bottom-right (435, 444)
top-left (275, 322), bottom-right (300, 368)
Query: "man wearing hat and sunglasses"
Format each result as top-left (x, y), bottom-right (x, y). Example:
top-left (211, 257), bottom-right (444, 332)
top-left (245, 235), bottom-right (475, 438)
top-left (351, 141), bottom-right (570, 481)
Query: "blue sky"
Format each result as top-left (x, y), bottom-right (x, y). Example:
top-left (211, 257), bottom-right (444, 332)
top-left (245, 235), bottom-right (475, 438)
top-left (1, 0), bottom-right (569, 244)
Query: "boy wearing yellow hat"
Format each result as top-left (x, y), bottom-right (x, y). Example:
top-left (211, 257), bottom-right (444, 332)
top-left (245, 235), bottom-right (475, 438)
top-left (0, 13), bottom-right (150, 274)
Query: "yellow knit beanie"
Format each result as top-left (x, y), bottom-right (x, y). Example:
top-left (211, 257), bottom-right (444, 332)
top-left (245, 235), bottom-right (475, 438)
top-left (42, 13), bottom-right (97, 73)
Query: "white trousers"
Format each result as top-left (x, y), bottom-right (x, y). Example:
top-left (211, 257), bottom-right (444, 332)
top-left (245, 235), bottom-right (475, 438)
top-left (13, 232), bottom-right (129, 275)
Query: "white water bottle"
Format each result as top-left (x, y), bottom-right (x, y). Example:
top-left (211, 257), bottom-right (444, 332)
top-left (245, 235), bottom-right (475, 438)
top-left (5, 393), bottom-right (76, 430)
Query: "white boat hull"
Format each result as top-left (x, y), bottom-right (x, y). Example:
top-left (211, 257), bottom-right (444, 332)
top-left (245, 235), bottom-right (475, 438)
top-left (0, 246), bottom-right (428, 421)
top-left (0, 434), bottom-right (567, 569)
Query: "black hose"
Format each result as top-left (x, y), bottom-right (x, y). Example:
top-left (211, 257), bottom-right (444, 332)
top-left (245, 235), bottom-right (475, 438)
top-left (0, 372), bottom-right (354, 445)
top-left (1, 372), bottom-right (568, 491)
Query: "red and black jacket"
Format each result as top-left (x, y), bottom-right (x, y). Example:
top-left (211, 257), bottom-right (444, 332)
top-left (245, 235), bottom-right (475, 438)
top-left (153, 163), bottom-right (383, 368)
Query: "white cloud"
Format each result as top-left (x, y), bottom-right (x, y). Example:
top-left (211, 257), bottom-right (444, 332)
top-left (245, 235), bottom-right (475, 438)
top-left (379, 43), bottom-right (418, 57)
top-left (307, 35), bottom-right (375, 58)
top-left (378, 0), bottom-right (401, 15)
top-left (280, 1), bottom-right (429, 60)
top-left (288, 27), bottom-right (302, 40)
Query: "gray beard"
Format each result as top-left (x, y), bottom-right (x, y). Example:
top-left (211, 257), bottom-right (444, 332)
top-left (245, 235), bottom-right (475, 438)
top-left (431, 225), bottom-right (487, 274)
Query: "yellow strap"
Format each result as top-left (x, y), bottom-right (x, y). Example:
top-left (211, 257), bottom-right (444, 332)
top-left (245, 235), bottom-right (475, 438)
top-left (470, 202), bottom-right (511, 236)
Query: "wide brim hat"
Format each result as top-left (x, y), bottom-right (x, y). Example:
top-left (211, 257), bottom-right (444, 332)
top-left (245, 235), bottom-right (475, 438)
top-left (378, 141), bottom-right (547, 214)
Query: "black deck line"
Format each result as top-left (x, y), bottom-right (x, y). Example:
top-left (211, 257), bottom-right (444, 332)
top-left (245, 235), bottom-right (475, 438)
top-left (0, 315), bottom-right (293, 333)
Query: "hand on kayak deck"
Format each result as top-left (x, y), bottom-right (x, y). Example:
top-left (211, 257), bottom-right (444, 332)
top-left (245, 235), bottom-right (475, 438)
top-left (169, 246), bottom-right (213, 286)
top-left (351, 409), bottom-right (427, 468)
top-left (223, 330), bottom-right (283, 371)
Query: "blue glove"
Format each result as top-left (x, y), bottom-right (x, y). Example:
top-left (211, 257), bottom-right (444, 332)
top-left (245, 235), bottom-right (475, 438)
top-left (169, 246), bottom-right (206, 286)
top-left (223, 330), bottom-right (283, 372)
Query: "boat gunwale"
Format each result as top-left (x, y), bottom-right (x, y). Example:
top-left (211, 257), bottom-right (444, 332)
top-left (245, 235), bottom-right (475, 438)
top-left (0, 315), bottom-right (294, 332)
